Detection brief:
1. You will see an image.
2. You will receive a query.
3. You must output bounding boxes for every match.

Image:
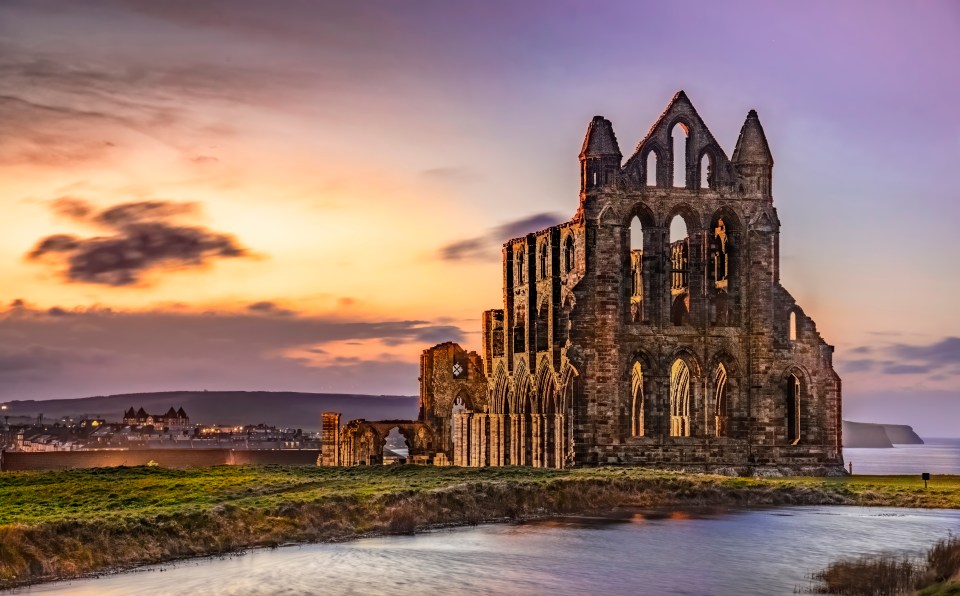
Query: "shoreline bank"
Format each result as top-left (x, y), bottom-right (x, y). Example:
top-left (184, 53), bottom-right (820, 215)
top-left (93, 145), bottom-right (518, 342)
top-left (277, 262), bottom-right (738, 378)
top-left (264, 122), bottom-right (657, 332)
top-left (2, 466), bottom-right (959, 590)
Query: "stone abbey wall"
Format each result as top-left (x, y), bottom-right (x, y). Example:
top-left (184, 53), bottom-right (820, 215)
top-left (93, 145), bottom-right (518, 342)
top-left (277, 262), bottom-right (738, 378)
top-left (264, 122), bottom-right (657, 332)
top-left (323, 91), bottom-right (843, 475)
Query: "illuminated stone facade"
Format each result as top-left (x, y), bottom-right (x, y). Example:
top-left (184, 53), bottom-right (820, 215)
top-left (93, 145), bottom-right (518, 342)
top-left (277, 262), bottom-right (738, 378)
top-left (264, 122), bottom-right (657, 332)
top-left (323, 92), bottom-right (844, 474)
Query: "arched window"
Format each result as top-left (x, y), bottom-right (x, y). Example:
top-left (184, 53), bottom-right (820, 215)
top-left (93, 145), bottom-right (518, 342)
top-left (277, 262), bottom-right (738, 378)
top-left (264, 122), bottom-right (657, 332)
top-left (787, 373), bottom-right (801, 444)
top-left (713, 217), bottom-right (730, 286)
top-left (714, 363), bottom-right (727, 437)
top-left (789, 311), bottom-right (797, 341)
top-left (700, 151), bottom-right (715, 189)
top-left (629, 216), bottom-right (644, 322)
top-left (669, 359), bottom-right (691, 437)
top-left (563, 235), bottom-right (575, 273)
top-left (539, 243), bottom-right (548, 279)
top-left (645, 151), bottom-right (658, 187)
top-left (669, 215), bottom-right (690, 326)
top-left (451, 395), bottom-right (466, 447)
top-left (631, 361), bottom-right (644, 437)
top-left (671, 123), bottom-right (689, 188)
top-left (516, 248), bottom-right (525, 284)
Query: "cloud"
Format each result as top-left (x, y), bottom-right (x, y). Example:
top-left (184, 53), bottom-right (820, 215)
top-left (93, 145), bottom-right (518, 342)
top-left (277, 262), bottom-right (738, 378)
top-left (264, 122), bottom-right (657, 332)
top-left (421, 166), bottom-right (482, 185)
top-left (889, 337), bottom-right (960, 368)
top-left (27, 198), bottom-right (250, 286)
top-left (0, 303), bottom-right (466, 399)
top-left (841, 336), bottom-right (960, 379)
top-left (247, 301), bottom-right (294, 316)
top-left (438, 212), bottom-right (565, 261)
top-left (0, 44), bottom-right (304, 167)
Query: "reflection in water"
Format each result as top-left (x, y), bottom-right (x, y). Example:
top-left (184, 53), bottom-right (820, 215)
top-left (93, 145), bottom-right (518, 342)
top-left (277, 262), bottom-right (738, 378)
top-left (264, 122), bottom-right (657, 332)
top-left (17, 506), bottom-right (960, 596)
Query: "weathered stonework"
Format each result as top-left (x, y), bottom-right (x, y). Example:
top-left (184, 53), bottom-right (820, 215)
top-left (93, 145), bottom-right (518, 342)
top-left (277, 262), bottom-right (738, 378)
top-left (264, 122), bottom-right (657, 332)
top-left (323, 91), bottom-right (843, 475)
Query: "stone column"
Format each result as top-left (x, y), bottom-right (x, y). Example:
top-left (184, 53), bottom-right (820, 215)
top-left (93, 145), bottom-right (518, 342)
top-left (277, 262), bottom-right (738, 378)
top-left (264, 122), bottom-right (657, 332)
top-left (509, 414), bottom-right (521, 465)
top-left (454, 412), bottom-right (470, 466)
top-left (486, 414), bottom-right (499, 466)
top-left (531, 414), bottom-right (541, 467)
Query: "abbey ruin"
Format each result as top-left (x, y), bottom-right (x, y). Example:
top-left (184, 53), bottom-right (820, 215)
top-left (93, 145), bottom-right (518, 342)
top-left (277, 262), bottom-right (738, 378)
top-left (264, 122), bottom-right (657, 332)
top-left (322, 91), bottom-right (843, 474)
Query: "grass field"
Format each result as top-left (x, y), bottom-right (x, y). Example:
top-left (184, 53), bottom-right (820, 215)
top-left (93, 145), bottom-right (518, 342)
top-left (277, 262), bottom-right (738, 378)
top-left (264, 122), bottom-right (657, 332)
top-left (1, 465), bottom-right (959, 588)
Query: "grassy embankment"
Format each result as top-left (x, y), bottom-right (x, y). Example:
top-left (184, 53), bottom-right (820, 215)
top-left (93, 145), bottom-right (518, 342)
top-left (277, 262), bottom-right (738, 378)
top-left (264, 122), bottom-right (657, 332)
top-left (1, 465), bottom-right (959, 588)
top-left (807, 535), bottom-right (960, 595)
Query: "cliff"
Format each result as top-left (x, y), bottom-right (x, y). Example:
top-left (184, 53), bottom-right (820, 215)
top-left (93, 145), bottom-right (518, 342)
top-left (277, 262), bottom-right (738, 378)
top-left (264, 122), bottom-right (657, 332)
top-left (842, 420), bottom-right (925, 448)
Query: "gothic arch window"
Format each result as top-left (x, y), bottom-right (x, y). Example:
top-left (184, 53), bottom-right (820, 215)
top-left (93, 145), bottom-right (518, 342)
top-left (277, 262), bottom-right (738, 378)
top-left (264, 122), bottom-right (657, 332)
top-left (631, 361), bottom-right (644, 437)
top-left (538, 243), bottom-right (548, 279)
top-left (669, 359), bottom-right (691, 437)
top-left (669, 215), bottom-right (690, 326)
top-left (516, 247), bottom-right (525, 285)
top-left (451, 395), bottom-right (466, 447)
top-left (671, 122), bottom-right (689, 188)
top-left (700, 150), bottom-right (716, 189)
top-left (629, 216), bottom-right (645, 322)
top-left (563, 235), bottom-right (575, 273)
top-left (714, 363), bottom-right (728, 437)
top-left (789, 311), bottom-right (797, 341)
top-left (787, 373), bottom-right (801, 444)
top-left (713, 217), bottom-right (730, 287)
top-left (645, 150), bottom-right (658, 187)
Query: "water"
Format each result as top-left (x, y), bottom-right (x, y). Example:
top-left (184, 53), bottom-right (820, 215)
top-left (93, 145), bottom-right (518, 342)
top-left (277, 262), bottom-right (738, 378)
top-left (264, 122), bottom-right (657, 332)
top-left (17, 506), bottom-right (960, 596)
top-left (845, 438), bottom-right (960, 475)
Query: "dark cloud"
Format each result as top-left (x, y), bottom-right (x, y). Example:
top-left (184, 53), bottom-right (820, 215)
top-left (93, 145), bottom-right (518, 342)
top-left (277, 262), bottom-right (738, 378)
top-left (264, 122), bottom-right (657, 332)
top-left (27, 198), bottom-right (249, 286)
top-left (438, 212), bottom-right (565, 261)
top-left (247, 301), bottom-right (294, 316)
top-left (882, 363), bottom-right (933, 375)
top-left (0, 303), bottom-right (466, 399)
top-left (843, 336), bottom-right (960, 378)
top-left (889, 337), bottom-right (960, 368)
top-left (838, 359), bottom-right (876, 373)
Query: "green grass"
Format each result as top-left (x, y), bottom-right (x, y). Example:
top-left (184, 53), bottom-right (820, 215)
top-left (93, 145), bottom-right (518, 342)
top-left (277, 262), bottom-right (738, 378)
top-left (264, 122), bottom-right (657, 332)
top-left (1, 466), bottom-right (958, 588)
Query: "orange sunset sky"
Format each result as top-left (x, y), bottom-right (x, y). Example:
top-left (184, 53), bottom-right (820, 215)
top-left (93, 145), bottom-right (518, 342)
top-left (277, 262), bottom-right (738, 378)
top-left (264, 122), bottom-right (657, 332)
top-left (0, 1), bottom-right (958, 435)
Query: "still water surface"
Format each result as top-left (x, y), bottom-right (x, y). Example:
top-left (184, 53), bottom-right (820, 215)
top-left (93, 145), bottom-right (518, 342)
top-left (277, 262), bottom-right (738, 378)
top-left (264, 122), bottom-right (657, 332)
top-left (19, 505), bottom-right (960, 596)
top-left (845, 438), bottom-right (960, 475)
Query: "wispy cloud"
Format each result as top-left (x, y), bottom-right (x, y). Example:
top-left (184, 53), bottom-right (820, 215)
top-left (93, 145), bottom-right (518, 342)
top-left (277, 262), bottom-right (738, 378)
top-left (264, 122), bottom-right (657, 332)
top-left (0, 302), bottom-right (464, 399)
top-left (438, 212), bottom-right (565, 261)
top-left (839, 337), bottom-right (960, 378)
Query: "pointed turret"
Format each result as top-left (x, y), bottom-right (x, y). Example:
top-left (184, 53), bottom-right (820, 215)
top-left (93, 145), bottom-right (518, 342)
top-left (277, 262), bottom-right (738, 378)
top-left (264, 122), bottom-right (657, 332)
top-left (580, 116), bottom-right (622, 192)
top-left (177, 407), bottom-right (187, 419)
top-left (733, 110), bottom-right (773, 197)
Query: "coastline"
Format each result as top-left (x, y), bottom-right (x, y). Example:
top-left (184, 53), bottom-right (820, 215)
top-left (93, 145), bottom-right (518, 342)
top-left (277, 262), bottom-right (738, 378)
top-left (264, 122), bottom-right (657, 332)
top-left (2, 465), bottom-right (959, 590)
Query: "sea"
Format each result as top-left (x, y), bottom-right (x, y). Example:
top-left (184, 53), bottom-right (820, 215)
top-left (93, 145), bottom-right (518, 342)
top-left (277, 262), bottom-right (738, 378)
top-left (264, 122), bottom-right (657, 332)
top-left (844, 437), bottom-right (960, 475)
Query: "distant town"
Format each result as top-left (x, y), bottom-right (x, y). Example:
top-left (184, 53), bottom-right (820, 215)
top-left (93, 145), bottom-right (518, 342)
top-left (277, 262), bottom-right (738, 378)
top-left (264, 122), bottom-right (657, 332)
top-left (0, 404), bottom-right (320, 452)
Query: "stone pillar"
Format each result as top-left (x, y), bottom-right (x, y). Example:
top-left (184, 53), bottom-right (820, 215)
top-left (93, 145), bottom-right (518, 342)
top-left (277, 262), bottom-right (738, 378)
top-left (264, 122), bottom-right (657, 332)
top-left (455, 412), bottom-right (471, 466)
top-left (471, 413), bottom-right (488, 467)
top-left (489, 414), bottom-right (503, 466)
top-left (320, 412), bottom-right (341, 466)
top-left (531, 414), bottom-right (542, 467)
top-left (554, 414), bottom-right (565, 469)
top-left (509, 414), bottom-right (521, 465)
top-left (487, 414), bottom-right (498, 466)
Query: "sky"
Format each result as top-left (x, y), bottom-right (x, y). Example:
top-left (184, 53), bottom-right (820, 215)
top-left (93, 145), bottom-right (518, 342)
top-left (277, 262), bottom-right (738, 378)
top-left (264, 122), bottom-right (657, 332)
top-left (0, 0), bottom-right (958, 435)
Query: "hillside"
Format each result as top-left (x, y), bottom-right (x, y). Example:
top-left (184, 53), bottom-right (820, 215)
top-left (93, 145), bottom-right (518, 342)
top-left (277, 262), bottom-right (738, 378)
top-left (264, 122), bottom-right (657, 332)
top-left (1, 391), bottom-right (419, 432)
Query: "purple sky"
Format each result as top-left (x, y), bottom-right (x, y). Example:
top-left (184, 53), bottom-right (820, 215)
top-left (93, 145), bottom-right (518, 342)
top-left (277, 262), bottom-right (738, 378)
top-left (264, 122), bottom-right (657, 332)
top-left (0, 1), bottom-right (958, 435)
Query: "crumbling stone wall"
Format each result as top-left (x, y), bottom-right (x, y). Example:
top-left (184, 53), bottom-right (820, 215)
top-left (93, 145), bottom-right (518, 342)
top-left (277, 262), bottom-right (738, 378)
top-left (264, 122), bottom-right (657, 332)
top-left (325, 91), bottom-right (843, 475)
top-left (459, 91), bottom-right (842, 473)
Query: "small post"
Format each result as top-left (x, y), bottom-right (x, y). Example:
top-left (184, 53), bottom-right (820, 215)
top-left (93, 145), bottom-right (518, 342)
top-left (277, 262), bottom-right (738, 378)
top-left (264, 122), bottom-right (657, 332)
top-left (922, 472), bottom-right (930, 489)
top-left (848, 461), bottom-right (853, 475)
